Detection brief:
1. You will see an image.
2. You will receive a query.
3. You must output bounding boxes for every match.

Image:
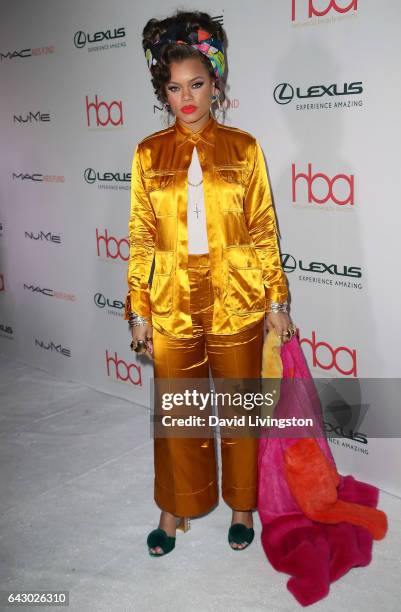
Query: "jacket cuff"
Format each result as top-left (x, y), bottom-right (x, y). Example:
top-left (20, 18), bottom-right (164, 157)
top-left (124, 283), bottom-right (151, 320)
top-left (265, 285), bottom-right (289, 311)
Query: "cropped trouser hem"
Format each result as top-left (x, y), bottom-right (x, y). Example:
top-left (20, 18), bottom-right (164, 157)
top-left (222, 485), bottom-right (258, 512)
top-left (155, 478), bottom-right (218, 517)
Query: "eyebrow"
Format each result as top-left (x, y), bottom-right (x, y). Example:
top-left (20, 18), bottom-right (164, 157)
top-left (167, 76), bottom-right (205, 85)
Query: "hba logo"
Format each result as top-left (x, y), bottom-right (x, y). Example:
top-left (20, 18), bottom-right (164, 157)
top-left (291, 0), bottom-right (358, 21)
top-left (96, 228), bottom-right (129, 261)
top-left (292, 163), bottom-right (354, 206)
top-left (86, 95), bottom-right (124, 127)
top-left (300, 331), bottom-right (357, 377)
top-left (106, 350), bottom-right (142, 385)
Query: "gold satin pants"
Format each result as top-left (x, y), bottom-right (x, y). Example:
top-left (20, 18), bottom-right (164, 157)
top-left (152, 253), bottom-right (264, 517)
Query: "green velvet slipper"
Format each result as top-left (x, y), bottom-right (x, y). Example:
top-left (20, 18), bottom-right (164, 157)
top-left (147, 528), bottom-right (176, 556)
top-left (228, 523), bottom-right (255, 550)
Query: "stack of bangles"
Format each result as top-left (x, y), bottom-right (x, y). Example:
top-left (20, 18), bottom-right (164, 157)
top-left (128, 301), bottom-right (297, 352)
top-left (268, 301), bottom-right (298, 342)
top-left (128, 312), bottom-right (151, 354)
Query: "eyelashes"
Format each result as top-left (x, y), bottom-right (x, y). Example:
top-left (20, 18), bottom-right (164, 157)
top-left (167, 81), bottom-right (204, 92)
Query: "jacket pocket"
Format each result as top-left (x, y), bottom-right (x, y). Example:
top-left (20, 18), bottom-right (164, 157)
top-left (214, 164), bottom-right (248, 184)
top-left (150, 250), bottom-right (174, 317)
top-left (142, 171), bottom-right (176, 217)
top-left (224, 245), bottom-right (265, 314)
top-left (214, 165), bottom-right (247, 212)
top-left (142, 170), bottom-right (174, 193)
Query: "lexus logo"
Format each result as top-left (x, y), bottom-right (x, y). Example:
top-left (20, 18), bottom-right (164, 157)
top-left (282, 254), bottom-right (362, 278)
top-left (74, 28), bottom-right (126, 49)
top-left (281, 254), bottom-right (296, 272)
top-left (274, 81), bottom-right (363, 104)
top-left (94, 292), bottom-right (124, 310)
top-left (84, 168), bottom-right (130, 184)
top-left (274, 83), bottom-right (294, 105)
top-left (74, 31), bottom-right (87, 49)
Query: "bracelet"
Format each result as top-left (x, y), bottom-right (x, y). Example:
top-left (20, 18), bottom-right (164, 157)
top-left (128, 311), bottom-right (149, 327)
top-left (268, 301), bottom-right (288, 314)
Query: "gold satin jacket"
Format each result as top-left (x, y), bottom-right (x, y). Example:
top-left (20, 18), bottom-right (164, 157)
top-left (124, 113), bottom-right (288, 338)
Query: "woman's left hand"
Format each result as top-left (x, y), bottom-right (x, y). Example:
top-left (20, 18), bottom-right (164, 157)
top-left (266, 311), bottom-right (295, 344)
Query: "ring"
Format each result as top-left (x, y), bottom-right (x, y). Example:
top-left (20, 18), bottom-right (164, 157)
top-left (281, 324), bottom-right (297, 340)
top-left (130, 339), bottom-right (148, 354)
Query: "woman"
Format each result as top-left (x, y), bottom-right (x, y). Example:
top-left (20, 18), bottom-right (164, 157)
top-left (125, 10), bottom-right (296, 556)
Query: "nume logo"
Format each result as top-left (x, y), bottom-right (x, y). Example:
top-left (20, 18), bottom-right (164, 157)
top-left (25, 231), bottom-right (61, 244)
top-left (13, 111), bottom-right (50, 124)
top-left (291, 0), bottom-right (358, 21)
top-left (292, 163), bottom-right (354, 206)
top-left (35, 339), bottom-right (71, 357)
top-left (106, 350), bottom-right (142, 386)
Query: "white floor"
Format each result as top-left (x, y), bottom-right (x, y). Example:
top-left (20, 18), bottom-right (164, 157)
top-left (0, 353), bottom-right (400, 612)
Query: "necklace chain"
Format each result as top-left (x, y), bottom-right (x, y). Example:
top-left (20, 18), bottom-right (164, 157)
top-left (188, 167), bottom-right (203, 217)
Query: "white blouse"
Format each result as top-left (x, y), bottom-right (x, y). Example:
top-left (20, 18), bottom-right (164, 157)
top-left (187, 146), bottom-right (209, 254)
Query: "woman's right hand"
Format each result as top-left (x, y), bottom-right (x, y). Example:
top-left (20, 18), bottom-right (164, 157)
top-left (131, 321), bottom-right (154, 360)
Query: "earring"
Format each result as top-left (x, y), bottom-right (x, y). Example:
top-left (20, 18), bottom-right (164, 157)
top-left (210, 94), bottom-right (223, 120)
top-left (161, 102), bottom-right (171, 128)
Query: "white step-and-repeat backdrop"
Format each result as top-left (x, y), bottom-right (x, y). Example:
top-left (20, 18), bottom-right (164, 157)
top-left (1, 0), bottom-right (400, 495)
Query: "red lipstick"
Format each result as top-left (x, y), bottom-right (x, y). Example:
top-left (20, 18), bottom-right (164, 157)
top-left (181, 105), bottom-right (197, 114)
